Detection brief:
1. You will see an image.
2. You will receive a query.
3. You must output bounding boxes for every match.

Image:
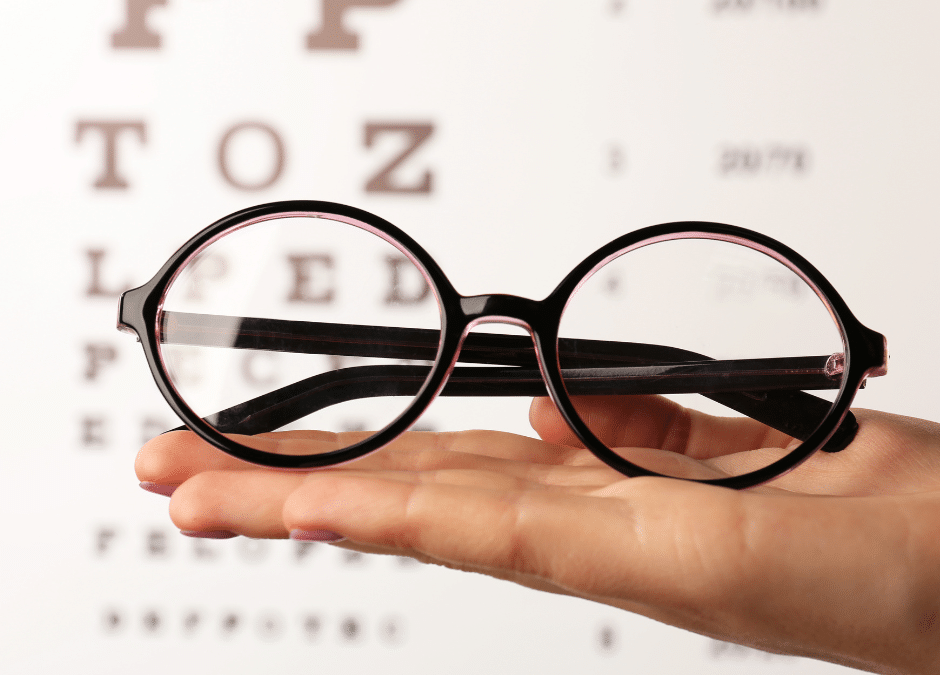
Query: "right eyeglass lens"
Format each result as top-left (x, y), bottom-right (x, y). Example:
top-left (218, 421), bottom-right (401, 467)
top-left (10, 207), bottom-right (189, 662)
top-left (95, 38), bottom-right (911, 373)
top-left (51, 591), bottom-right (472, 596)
top-left (556, 235), bottom-right (847, 481)
top-left (156, 213), bottom-right (443, 460)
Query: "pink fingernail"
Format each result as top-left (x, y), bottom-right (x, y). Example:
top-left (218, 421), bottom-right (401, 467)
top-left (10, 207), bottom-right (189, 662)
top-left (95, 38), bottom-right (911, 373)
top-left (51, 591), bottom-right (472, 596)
top-left (140, 482), bottom-right (177, 497)
top-left (180, 530), bottom-right (238, 539)
top-left (289, 529), bottom-right (345, 543)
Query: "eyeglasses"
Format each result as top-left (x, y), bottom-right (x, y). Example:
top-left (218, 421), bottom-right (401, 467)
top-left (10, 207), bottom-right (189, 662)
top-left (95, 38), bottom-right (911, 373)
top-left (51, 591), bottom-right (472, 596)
top-left (117, 200), bottom-right (888, 489)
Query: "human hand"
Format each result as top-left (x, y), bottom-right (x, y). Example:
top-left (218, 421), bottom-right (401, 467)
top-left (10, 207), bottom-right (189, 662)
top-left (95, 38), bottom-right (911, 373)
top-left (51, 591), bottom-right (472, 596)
top-left (136, 396), bottom-right (940, 674)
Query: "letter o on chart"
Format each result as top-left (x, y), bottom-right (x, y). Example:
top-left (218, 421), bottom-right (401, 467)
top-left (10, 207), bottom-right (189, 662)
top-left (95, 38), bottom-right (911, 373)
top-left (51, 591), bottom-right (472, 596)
top-left (218, 122), bottom-right (285, 191)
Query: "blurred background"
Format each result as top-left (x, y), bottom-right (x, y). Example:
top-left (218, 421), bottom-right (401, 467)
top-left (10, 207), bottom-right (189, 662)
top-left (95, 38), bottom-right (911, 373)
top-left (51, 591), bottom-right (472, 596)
top-left (1, 1), bottom-right (938, 673)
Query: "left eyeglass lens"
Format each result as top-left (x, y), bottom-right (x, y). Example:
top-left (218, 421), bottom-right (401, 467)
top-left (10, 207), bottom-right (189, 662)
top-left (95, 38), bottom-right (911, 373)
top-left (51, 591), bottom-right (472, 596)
top-left (157, 213), bottom-right (442, 457)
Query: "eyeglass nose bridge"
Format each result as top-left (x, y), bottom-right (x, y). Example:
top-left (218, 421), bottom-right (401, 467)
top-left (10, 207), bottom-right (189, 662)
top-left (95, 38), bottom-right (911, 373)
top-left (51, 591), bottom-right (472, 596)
top-left (450, 292), bottom-right (559, 389)
top-left (443, 291), bottom-right (568, 437)
top-left (458, 293), bottom-right (546, 333)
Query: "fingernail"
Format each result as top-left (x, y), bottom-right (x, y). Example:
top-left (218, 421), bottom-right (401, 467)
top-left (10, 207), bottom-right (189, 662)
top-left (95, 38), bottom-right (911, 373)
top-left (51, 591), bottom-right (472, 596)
top-left (289, 529), bottom-right (345, 543)
top-left (180, 530), bottom-right (238, 539)
top-left (139, 482), bottom-right (178, 497)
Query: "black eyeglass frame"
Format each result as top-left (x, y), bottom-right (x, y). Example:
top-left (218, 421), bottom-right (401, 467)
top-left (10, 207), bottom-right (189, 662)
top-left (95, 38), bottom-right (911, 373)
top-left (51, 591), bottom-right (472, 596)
top-left (118, 200), bottom-right (888, 490)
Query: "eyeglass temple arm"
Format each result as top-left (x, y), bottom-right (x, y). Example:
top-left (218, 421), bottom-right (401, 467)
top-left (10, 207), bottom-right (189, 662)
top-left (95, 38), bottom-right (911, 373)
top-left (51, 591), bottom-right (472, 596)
top-left (182, 362), bottom-right (854, 451)
top-left (162, 311), bottom-right (860, 452)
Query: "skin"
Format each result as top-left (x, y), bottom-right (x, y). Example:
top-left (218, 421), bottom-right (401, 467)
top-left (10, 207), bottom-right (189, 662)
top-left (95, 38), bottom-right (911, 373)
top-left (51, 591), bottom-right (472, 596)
top-left (135, 396), bottom-right (940, 674)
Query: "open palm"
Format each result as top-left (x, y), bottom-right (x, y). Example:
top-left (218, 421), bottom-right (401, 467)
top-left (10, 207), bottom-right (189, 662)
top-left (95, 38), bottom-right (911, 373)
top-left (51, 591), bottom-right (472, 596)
top-left (136, 396), bottom-right (940, 675)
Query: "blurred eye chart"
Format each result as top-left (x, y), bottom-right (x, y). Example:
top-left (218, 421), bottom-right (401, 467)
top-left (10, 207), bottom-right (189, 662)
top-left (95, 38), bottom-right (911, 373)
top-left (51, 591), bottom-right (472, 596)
top-left (1, 2), bottom-right (938, 673)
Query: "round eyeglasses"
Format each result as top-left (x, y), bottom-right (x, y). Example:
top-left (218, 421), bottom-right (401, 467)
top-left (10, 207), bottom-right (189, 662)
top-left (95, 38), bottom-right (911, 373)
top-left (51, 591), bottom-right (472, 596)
top-left (118, 200), bottom-right (888, 489)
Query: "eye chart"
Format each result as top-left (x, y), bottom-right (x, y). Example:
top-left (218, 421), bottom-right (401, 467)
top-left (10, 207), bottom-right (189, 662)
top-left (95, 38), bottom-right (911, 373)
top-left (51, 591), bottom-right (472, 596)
top-left (1, 2), bottom-right (938, 673)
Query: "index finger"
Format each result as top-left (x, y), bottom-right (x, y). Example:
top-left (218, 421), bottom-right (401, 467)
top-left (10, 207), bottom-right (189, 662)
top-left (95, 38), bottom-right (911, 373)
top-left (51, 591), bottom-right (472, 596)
top-left (136, 427), bottom-right (600, 487)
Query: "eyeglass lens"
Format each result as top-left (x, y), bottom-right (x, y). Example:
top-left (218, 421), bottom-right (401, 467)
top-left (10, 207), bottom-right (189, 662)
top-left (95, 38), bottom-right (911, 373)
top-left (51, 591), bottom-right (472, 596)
top-left (557, 236), bottom-right (846, 480)
top-left (157, 214), bottom-right (443, 457)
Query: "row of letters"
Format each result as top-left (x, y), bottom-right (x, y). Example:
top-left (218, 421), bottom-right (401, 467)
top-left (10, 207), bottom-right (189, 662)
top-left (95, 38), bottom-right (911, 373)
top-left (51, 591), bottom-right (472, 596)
top-left (94, 525), bottom-right (421, 566)
top-left (101, 606), bottom-right (625, 655)
top-left (80, 415), bottom-right (169, 449)
top-left (111, 0), bottom-right (407, 52)
top-left (178, 252), bottom-right (433, 305)
top-left (87, 249), bottom-right (431, 307)
top-left (713, 0), bottom-right (822, 12)
top-left (110, 0), bottom-right (823, 52)
top-left (75, 120), bottom-right (435, 193)
top-left (102, 606), bottom-right (406, 644)
top-left (107, 0), bottom-right (821, 54)
top-left (99, 601), bottom-right (776, 659)
top-left (74, 120), bottom-right (811, 193)
top-left (79, 412), bottom-right (432, 450)
top-left (718, 145), bottom-right (809, 175)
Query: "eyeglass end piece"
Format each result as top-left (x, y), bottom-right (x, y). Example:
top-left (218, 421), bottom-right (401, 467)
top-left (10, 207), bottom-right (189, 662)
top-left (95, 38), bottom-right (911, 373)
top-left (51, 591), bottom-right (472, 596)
top-left (870, 335), bottom-right (889, 378)
top-left (116, 290), bottom-right (141, 340)
top-left (116, 322), bottom-right (140, 341)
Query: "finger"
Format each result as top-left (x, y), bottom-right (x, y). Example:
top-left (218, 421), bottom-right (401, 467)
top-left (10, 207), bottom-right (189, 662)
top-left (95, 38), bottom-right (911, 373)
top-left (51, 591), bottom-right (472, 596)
top-left (136, 429), bottom-right (386, 486)
top-left (530, 395), bottom-right (793, 458)
top-left (136, 429), bottom-right (395, 486)
top-left (168, 469), bottom-right (304, 538)
top-left (134, 430), bottom-right (338, 486)
top-left (165, 456), bottom-right (615, 539)
top-left (138, 427), bottom-right (605, 488)
top-left (136, 431), bottom-right (260, 486)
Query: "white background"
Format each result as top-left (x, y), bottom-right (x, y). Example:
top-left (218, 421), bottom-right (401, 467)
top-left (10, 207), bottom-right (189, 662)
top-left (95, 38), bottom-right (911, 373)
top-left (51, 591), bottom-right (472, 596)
top-left (1, 1), bottom-right (938, 673)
